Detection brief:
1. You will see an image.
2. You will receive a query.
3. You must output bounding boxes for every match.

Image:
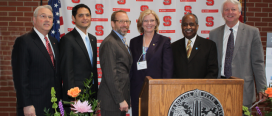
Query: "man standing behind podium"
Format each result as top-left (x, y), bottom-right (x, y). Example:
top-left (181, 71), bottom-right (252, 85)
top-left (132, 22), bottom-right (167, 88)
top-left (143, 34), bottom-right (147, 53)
top-left (60, 4), bottom-right (98, 112)
top-left (209, 0), bottom-right (266, 110)
top-left (172, 13), bottom-right (218, 79)
top-left (98, 10), bottom-right (132, 116)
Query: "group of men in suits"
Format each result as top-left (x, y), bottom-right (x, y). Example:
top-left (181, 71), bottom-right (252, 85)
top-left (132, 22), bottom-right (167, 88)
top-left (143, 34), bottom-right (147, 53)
top-left (12, 4), bottom-right (100, 116)
top-left (11, 0), bottom-right (267, 116)
top-left (12, 3), bottom-right (132, 116)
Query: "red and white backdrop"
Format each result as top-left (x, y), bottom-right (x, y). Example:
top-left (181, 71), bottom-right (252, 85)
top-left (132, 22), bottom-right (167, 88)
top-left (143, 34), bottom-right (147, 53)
top-left (59, 0), bottom-right (225, 115)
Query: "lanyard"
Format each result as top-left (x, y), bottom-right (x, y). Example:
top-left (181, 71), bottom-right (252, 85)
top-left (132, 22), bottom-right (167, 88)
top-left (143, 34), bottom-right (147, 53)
top-left (143, 36), bottom-right (151, 54)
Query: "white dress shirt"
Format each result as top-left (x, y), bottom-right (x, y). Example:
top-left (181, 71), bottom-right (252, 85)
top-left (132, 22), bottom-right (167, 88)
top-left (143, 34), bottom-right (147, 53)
top-left (33, 27), bottom-right (55, 57)
top-left (74, 27), bottom-right (93, 57)
top-left (184, 34), bottom-right (197, 49)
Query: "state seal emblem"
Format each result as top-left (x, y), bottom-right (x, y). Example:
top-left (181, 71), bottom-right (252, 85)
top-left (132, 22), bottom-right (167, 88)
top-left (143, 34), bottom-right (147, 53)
top-left (168, 89), bottom-right (224, 116)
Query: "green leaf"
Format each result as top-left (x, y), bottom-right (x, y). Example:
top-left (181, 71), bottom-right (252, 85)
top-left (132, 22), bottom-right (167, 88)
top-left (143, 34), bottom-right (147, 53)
top-left (44, 108), bottom-right (51, 116)
top-left (64, 110), bottom-right (68, 116)
top-left (51, 97), bottom-right (57, 102)
top-left (54, 112), bottom-right (60, 116)
top-left (265, 112), bottom-right (272, 116)
top-left (52, 103), bottom-right (58, 109)
top-left (51, 87), bottom-right (56, 96)
top-left (70, 111), bottom-right (78, 116)
top-left (63, 101), bottom-right (74, 104)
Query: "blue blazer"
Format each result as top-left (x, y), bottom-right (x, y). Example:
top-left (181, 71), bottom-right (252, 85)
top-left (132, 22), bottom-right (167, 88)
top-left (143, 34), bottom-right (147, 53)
top-left (129, 33), bottom-right (173, 116)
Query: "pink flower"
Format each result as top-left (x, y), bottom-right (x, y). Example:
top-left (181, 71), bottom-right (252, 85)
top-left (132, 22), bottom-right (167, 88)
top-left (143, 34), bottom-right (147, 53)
top-left (71, 100), bottom-right (93, 113)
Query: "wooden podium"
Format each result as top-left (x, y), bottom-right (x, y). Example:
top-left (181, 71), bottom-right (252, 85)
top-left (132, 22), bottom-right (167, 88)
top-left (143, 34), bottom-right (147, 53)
top-left (139, 76), bottom-right (244, 116)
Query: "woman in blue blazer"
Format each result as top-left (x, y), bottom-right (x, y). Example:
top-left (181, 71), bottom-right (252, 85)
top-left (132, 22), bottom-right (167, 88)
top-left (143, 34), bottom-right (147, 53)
top-left (129, 9), bottom-right (173, 116)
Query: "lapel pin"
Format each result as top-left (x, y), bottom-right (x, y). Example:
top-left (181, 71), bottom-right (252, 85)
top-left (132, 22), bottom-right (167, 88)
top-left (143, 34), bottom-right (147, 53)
top-left (153, 44), bottom-right (155, 46)
top-left (92, 39), bottom-right (93, 41)
top-left (196, 47), bottom-right (198, 50)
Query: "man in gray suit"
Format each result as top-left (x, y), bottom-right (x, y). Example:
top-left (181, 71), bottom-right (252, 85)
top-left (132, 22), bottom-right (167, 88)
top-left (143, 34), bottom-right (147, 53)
top-left (209, 0), bottom-right (267, 111)
top-left (98, 10), bottom-right (132, 116)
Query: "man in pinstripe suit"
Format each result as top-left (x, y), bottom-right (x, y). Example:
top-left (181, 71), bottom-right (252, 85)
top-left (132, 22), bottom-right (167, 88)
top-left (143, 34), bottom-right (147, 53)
top-left (98, 10), bottom-right (132, 116)
top-left (11, 5), bottom-right (62, 116)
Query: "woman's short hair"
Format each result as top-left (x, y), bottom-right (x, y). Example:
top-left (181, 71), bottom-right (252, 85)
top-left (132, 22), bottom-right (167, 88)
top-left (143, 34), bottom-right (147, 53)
top-left (137, 9), bottom-right (160, 34)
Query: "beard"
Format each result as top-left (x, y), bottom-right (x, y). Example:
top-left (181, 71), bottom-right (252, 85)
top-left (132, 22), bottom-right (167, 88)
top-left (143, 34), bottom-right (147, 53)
top-left (116, 26), bottom-right (129, 36)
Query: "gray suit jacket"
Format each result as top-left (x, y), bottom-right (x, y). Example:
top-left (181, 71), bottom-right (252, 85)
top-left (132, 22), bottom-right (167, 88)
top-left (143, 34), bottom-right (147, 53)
top-left (98, 30), bottom-right (132, 111)
top-left (209, 22), bottom-right (267, 106)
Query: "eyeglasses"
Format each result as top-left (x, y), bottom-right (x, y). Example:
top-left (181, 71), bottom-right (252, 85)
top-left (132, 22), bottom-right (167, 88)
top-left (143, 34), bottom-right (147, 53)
top-left (143, 19), bottom-right (155, 23)
top-left (39, 14), bottom-right (53, 20)
top-left (114, 20), bottom-right (131, 24)
top-left (182, 23), bottom-right (197, 27)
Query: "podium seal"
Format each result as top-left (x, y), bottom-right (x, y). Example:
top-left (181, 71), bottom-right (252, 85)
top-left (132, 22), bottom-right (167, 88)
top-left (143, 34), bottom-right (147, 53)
top-left (168, 89), bottom-right (224, 116)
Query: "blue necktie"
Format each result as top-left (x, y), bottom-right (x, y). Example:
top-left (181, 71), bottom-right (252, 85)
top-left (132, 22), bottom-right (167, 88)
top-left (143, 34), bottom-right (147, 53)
top-left (85, 36), bottom-right (93, 67)
top-left (224, 28), bottom-right (234, 78)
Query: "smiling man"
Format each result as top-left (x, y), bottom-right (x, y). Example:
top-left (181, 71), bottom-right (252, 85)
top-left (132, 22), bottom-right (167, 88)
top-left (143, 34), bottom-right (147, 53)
top-left (12, 5), bottom-right (62, 116)
top-left (98, 10), bottom-right (132, 116)
top-left (171, 13), bottom-right (218, 79)
top-left (209, 0), bottom-right (267, 113)
top-left (60, 4), bottom-right (98, 113)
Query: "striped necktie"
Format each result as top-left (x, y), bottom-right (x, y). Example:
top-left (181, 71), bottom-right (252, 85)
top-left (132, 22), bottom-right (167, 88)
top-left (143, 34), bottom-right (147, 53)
top-left (44, 37), bottom-right (54, 67)
top-left (186, 40), bottom-right (192, 58)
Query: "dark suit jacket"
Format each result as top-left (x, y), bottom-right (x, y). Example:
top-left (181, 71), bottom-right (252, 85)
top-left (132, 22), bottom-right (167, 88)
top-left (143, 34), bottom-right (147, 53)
top-left (12, 29), bottom-right (62, 116)
top-left (171, 35), bottom-right (218, 79)
top-left (129, 33), bottom-right (173, 116)
top-left (60, 28), bottom-right (98, 106)
top-left (98, 30), bottom-right (132, 112)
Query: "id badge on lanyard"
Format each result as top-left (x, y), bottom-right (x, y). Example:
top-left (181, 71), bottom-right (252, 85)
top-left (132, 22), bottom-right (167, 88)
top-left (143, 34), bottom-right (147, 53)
top-left (137, 47), bottom-right (148, 70)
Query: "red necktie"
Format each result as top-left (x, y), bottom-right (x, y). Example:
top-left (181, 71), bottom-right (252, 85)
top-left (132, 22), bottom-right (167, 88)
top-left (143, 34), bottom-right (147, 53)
top-left (44, 37), bottom-right (54, 66)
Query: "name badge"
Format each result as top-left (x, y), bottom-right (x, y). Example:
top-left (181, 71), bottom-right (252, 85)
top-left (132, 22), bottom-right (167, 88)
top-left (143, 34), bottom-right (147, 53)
top-left (137, 61), bottom-right (147, 70)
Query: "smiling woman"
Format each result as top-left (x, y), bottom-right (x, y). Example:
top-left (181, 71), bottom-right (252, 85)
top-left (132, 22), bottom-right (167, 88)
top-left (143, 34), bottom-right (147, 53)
top-left (129, 9), bottom-right (174, 116)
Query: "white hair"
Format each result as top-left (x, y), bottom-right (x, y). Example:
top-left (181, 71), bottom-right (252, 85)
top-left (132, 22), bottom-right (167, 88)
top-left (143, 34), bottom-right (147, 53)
top-left (33, 5), bottom-right (52, 17)
top-left (221, 0), bottom-right (242, 13)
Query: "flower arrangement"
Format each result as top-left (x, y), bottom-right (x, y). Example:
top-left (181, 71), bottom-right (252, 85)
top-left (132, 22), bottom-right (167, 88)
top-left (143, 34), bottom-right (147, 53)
top-left (243, 87), bottom-right (272, 116)
top-left (44, 74), bottom-right (99, 116)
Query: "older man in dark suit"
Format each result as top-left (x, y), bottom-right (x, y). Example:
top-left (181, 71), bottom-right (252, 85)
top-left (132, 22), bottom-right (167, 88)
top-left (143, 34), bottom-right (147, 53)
top-left (12, 5), bottom-right (62, 116)
top-left (98, 10), bottom-right (132, 116)
top-left (60, 4), bottom-right (98, 112)
top-left (172, 13), bottom-right (218, 79)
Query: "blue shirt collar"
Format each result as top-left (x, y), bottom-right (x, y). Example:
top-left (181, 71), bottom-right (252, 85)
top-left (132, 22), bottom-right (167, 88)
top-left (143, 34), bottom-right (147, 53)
top-left (113, 30), bottom-right (124, 40)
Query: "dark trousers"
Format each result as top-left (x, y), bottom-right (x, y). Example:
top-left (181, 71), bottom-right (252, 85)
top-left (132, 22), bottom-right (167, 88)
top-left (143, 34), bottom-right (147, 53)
top-left (101, 109), bottom-right (126, 116)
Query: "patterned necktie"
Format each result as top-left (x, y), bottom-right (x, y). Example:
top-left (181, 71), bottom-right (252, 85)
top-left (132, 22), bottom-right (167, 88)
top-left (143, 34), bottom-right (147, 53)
top-left (85, 36), bottom-right (93, 67)
top-left (44, 37), bottom-right (54, 67)
top-left (123, 38), bottom-right (130, 54)
top-left (186, 40), bottom-right (192, 58)
top-left (224, 28), bottom-right (234, 78)
top-left (123, 38), bottom-right (129, 48)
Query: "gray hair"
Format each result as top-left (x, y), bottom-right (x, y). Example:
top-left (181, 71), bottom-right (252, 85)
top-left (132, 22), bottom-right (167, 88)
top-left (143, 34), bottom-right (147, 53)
top-left (221, 0), bottom-right (242, 13)
top-left (33, 5), bottom-right (53, 17)
top-left (181, 13), bottom-right (199, 25)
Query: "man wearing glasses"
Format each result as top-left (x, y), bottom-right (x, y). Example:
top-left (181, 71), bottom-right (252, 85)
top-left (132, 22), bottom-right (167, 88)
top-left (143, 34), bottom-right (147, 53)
top-left (12, 5), bottom-right (62, 116)
top-left (98, 10), bottom-right (132, 116)
top-left (171, 13), bottom-right (218, 79)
